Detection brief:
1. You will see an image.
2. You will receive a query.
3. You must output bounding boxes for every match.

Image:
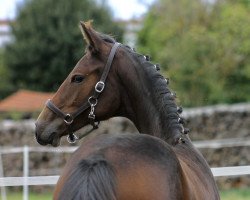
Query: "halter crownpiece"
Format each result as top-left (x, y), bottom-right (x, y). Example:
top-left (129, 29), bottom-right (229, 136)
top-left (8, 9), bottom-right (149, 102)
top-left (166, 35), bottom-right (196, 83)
top-left (46, 42), bottom-right (121, 143)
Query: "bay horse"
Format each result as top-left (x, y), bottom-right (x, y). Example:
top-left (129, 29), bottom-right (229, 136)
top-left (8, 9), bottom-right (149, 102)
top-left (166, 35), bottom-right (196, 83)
top-left (35, 21), bottom-right (220, 199)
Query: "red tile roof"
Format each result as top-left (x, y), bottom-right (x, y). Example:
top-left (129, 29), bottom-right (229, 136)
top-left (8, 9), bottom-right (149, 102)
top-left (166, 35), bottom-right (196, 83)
top-left (0, 90), bottom-right (54, 112)
top-left (0, 19), bottom-right (12, 25)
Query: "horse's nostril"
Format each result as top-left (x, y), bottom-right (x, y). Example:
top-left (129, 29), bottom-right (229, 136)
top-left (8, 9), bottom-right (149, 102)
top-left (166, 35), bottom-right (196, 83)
top-left (35, 124), bottom-right (41, 138)
top-left (35, 128), bottom-right (46, 145)
top-left (35, 130), bottom-right (39, 140)
top-left (35, 130), bottom-right (40, 141)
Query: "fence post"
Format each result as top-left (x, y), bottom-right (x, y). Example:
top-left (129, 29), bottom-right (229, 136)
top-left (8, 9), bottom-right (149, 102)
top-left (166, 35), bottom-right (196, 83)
top-left (0, 152), bottom-right (7, 200)
top-left (23, 146), bottom-right (29, 200)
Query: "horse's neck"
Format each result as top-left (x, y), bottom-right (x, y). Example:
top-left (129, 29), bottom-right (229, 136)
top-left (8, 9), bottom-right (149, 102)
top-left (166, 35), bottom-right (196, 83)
top-left (120, 88), bottom-right (162, 137)
top-left (118, 52), bottom-right (184, 145)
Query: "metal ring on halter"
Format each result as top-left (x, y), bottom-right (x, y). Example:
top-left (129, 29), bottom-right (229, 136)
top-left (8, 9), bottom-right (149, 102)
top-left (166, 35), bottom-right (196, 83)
top-left (88, 96), bottom-right (98, 106)
top-left (67, 133), bottom-right (78, 144)
top-left (95, 81), bottom-right (105, 93)
top-left (64, 114), bottom-right (74, 125)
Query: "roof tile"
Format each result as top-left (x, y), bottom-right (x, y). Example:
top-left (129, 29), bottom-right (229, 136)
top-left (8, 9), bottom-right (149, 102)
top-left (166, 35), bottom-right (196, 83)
top-left (0, 90), bottom-right (54, 112)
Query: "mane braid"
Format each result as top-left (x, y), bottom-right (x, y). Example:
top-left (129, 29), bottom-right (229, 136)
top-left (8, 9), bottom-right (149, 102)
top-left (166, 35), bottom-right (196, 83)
top-left (132, 51), bottom-right (184, 142)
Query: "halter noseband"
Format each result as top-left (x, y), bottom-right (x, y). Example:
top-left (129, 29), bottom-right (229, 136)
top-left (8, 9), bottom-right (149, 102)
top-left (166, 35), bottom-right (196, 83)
top-left (46, 42), bottom-right (121, 144)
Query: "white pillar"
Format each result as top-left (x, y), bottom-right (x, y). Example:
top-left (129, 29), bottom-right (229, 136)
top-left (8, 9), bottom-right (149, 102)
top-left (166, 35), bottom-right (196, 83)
top-left (23, 146), bottom-right (29, 200)
top-left (0, 152), bottom-right (7, 200)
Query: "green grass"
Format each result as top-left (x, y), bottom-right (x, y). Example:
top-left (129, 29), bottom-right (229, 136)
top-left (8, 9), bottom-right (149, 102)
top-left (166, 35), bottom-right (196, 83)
top-left (220, 188), bottom-right (250, 200)
top-left (3, 189), bottom-right (250, 200)
top-left (3, 192), bottom-right (52, 200)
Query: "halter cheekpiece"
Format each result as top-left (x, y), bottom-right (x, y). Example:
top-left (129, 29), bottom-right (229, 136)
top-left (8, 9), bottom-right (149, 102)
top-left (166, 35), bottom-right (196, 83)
top-left (46, 42), bottom-right (121, 144)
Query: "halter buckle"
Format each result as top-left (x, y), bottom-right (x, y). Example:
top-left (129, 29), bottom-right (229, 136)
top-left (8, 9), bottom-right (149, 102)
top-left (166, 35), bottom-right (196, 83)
top-left (64, 114), bottom-right (73, 125)
top-left (95, 81), bottom-right (105, 93)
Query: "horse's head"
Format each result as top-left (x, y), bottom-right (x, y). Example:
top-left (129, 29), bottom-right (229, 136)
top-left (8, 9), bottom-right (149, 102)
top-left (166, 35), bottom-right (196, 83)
top-left (36, 21), bottom-right (187, 147)
top-left (35, 22), bottom-right (123, 146)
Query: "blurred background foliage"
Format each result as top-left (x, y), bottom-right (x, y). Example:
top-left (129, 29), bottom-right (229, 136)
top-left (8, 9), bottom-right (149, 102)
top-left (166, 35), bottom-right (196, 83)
top-left (138, 0), bottom-right (250, 106)
top-left (0, 48), bottom-right (12, 98)
top-left (2, 0), bottom-right (124, 94)
top-left (1, 0), bottom-right (250, 107)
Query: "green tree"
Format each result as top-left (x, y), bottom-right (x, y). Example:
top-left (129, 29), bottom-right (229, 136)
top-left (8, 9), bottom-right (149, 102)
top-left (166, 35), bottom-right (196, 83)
top-left (4, 0), bottom-right (124, 92)
top-left (138, 0), bottom-right (250, 106)
top-left (0, 49), bottom-right (12, 99)
top-left (210, 2), bottom-right (250, 103)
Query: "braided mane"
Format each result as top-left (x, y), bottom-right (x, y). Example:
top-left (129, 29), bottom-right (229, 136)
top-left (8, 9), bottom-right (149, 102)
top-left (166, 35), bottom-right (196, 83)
top-left (98, 33), bottom-right (186, 142)
top-left (131, 51), bottom-right (184, 141)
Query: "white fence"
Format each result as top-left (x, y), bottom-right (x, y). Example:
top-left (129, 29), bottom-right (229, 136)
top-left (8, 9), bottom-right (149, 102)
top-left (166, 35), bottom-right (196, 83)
top-left (0, 146), bottom-right (77, 200)
top-left (0, 138), bottom-right (250, 200)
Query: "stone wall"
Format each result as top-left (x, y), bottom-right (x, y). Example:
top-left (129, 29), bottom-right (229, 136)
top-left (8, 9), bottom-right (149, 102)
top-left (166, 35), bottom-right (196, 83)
top-left (0, 103), bottom-right (250, 190)
top-left (183, 103), bottom-right (250, 189)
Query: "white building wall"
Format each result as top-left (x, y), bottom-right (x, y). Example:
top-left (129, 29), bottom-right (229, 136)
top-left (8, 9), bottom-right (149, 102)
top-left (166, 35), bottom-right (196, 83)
top-left (0, 20), bottom-right (12, 47)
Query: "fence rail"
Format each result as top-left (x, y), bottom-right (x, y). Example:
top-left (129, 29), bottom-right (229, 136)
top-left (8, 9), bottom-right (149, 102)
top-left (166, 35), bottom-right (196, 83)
top-left (1, 165), bottom-right (250, 187)
top-left (1, 137), bottom-right (250, 154)
top-left (0, 146), bottom-right (77, 154)
top-left (193, 137), bottom-right (250, 149)
top-left (0, 176), bottom-right (59, 187)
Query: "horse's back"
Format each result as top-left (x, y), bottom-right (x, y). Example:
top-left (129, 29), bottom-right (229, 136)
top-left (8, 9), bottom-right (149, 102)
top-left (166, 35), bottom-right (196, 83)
top-left (54, 133), bottom-right (189, 200)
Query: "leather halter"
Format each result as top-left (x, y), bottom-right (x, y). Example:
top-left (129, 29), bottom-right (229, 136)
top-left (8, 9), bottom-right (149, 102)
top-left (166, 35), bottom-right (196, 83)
top-left (46, 42), bottom-right (121, 143)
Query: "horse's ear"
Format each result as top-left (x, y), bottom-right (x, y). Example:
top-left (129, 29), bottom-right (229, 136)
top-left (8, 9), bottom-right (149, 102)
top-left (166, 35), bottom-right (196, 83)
top-left (80, 21), bottom-right (102, 54)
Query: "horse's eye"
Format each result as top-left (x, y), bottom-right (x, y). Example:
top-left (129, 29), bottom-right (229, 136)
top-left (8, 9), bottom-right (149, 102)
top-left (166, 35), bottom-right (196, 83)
top-left (71, 75), bottom-right (85, 83)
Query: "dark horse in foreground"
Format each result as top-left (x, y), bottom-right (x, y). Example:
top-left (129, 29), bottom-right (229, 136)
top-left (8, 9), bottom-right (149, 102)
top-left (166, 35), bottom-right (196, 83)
top-left (35, 21), bottom-right (220, 199)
